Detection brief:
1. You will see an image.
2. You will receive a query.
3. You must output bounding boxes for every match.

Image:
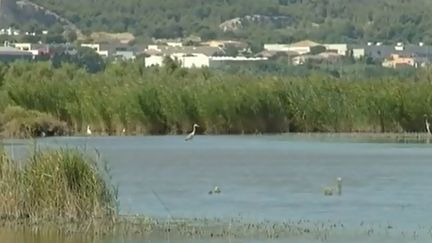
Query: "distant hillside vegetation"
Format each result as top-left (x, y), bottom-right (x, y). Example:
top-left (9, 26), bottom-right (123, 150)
top-left (8, 0), bottom-right (432, 44)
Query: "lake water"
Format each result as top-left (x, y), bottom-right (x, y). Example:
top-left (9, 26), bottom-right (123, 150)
top-left (1, 134), bottom-right (432, 242)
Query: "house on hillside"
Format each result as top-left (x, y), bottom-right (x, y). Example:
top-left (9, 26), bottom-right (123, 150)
top-left (144, 45), bottom-right (223, 57)
top-left (81, 43), bottom-right (110, 57)
top-left (144, 44), bottom-right (269, 68)
top-left (172, 53), bottom-right (210, 68)
top-left (382, 53), bottom-right (428, 69)
top-left (13, 43), bottom-right (50, 57)
top-left (144, 53), bottom-right (210, 68)
top-left (144, 44), bottom-right (222, 68)
top-left (324, 44), bottom-right (349, 56)
top-left (351, 48), bottom-right (366, 59)
top-left (113, 51), bottom-right (136, 61)
top-left (202, 40), bottom-right (248, 50)
top-left (264, 40), bottom-right (321, 55)
top-left (80, 43), bottom-right (137, 59)
top-left (145, 55), bottom-right (164, 67)
top-left (256, 50), bottom-right (299, 60)
top-left (359, 42), bottom-right (432, 63)
top-left (292, 52), bottom-right (343, 65)
top-left (209, 56), bottom-right (268, 67)
top-left (0, 46), bottom-right (33, 62)
top-left (361, 45), bottom-right (394, 61)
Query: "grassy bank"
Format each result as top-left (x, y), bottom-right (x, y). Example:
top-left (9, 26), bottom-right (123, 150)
top-left (0, 61), bottom-right (432, 137)
top-left (0, 147), bottom-right (117, 224)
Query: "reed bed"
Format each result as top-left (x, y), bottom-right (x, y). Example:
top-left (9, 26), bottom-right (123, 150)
top-left (0, 148), bottom-right (117, 225)
top-left (1, 61), bottom-right (432, 136)
top-left (0, 106), bottom-right (68, 138)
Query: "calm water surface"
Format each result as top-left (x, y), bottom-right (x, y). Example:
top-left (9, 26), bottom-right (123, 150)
top-left (2, 134), bottom-right (432, 242)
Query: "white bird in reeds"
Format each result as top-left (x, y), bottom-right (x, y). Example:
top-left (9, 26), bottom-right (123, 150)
top-left (185, 124), bottom-right (199, 141)
top-left (424, 114), bottom-right (431, 135)
top-left (86, 125), bottom-right (92, 135)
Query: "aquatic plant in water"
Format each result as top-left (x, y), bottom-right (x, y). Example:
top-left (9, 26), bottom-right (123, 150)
top-left (0, 147), bottom-right (117, 223)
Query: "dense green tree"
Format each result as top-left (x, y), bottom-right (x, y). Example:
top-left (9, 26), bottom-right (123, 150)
top-left (50, 46), bottom-right (105, 73)
top-left (73, 47), bottom-right (105, 73)
top-left (63, 29), bottom-right (78, 43)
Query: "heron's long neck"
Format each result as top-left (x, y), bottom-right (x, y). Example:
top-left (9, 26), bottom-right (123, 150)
top-left (192, 126), bottom-right (196, 134)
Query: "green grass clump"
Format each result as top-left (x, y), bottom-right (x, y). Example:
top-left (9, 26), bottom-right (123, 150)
top-left (0, 106), bottom-right (68, 138)
top-left (0, 148), bottom-right (117, 223)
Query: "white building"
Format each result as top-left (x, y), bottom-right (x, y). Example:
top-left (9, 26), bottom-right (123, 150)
top-left (13, 43), bottom-right (49, 56)
top-left (265, 41), bottom-right (354, 56)
top-left (145, 53), bottom-right (210, 68)
top-left (171, 53), bottom-right (209, 68)
top-left (292, 52), bottom-right (342, 66)
top-left (264, 40), bottom-right (321, 55)
top-left (209, 56), bottom-right (268, 67)
top-left (352, 48), bottom-right (365, 59)
top-left (324, 44), bottom-right (348, 55)
top-left (145, 55), bottom-right (164, 67)
top-left (395, 42), bottom-right (404, 51)
top-left (263, 44), bottom-right (291, 52)
top-left (209, 56), bottom-right (268, 61)
top-left (81, 43), bottom-right (109, 57)
top-left (114, 51), bottom-right (136, 60)
top-left (166, 42), bottom-right (183, 47)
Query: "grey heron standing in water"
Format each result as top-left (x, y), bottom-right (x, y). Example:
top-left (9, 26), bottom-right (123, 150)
top-left (185, 124), bottom-right (199, 141)
top-left (424, 115), bottom-right (431, 135)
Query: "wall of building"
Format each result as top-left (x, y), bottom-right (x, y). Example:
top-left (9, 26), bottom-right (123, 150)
top-left (145, 55), bottom-right (164, 67)
top-left (172, 53), bottom-right (209, 68)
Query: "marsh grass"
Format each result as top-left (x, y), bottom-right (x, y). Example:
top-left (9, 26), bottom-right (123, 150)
top-left (3, 62), bottom-right (432, 136)
top-left (0, 106), bottom-right (68, 138)
top-left (0, 147), bottom-right (118, 226)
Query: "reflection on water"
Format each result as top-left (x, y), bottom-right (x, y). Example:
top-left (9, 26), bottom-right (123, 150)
top-left (1, 134), bottom-right (432, 242)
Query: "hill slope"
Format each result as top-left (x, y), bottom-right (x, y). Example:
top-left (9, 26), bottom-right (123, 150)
top-left (10, 0), bottom-right (432, 44)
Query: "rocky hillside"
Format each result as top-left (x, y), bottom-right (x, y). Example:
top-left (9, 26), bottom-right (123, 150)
top-left (3, 0), bottom-right (432, 44)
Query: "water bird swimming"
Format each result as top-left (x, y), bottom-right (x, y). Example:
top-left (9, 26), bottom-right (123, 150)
top-left (323, 177), bottom-right (342, 196)
top-left (185, 124), bottom-right (199, 141)
top-left (209, 186), bottom-right (221, 195)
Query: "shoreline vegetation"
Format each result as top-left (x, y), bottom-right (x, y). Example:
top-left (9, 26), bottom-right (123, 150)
top-left (0, 148), bottom-right (118, 225)
top-left (0, 61), bottom-right (432, 138)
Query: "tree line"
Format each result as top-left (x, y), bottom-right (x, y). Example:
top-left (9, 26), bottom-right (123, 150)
top-left (23, 0), bottom-right (432, 46)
